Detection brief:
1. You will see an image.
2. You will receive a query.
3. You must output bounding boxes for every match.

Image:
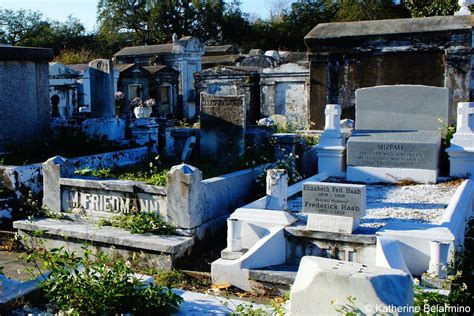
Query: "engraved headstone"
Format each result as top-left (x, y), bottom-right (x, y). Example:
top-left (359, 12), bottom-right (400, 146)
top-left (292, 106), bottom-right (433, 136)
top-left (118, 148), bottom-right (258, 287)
top-left (89, 59), bottom-right (116, 118)
top-left (302, 182), bottom-right (366, 233)
top-left (200, 92), bottom-right (246, 162)
top-left (347, 85), bottom-right (449, 184)
top-left (61, 188), bottom-right (164, 216)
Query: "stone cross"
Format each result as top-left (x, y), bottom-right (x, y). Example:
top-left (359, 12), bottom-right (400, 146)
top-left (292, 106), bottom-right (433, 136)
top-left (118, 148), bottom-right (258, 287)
top-left (324, 104), bottom-right (341, 135)
top-left (456, 102), bottom-right (474, 134)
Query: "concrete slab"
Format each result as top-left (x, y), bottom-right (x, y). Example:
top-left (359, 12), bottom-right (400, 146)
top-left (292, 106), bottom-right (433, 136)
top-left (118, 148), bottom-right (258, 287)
top-left (14, 218), bottom-right (193, 255)
top-left (173, 289), bottom-right (273, 315)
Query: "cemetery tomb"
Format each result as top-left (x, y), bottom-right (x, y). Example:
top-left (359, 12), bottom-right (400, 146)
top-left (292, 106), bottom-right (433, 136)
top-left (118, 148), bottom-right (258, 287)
top-left (346, 85), bottom-right (449, 184)
top-left (82, 59), bottom-right (126, 141)
top-left (193, 66), bottom-right (261, 123)
top-left (304, 15), bottom-right (473, 129)
top-left (199, 92), bottom-right (246, 162)
top-left (211, 170), bottom-right (466, 291)
top-left (0, 45), bottom-right (52, 152)
top-left (290, 179), bottom-right (459, 236)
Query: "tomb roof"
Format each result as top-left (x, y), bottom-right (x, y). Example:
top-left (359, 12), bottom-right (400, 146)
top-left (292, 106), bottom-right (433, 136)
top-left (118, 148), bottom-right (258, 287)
top-left (205, 45), bottom-right (239, 56)
top-left (0, 45), bottom-right (53, 62)
top-left (305, 15), bottom-right (474, 42)
top-left (114, 43), bottom-right (173, 57)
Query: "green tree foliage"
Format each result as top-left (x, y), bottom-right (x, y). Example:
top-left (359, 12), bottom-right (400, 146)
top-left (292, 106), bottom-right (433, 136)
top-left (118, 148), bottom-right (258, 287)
top-left (97, 0), bottom-right (229, 44)
top-left (1, 0), bottom-right (462, 59)
top-left (0, 8), bottom-right (48, 45)
top-left (332, 0), bottom-right (409, 22)
top-left (405, 0), bottom-right (459, 17)
top-left (0, 9), bottom-right (91, 55)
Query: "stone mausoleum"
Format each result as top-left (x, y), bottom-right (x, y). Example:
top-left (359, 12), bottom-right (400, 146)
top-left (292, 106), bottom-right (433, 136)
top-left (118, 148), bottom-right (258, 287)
top-left (113, 35), bottom-right (205, 119)
top-left (0, 45), bottom-right (52, 152)
top-left (305, 15), bottom-right (474, 129)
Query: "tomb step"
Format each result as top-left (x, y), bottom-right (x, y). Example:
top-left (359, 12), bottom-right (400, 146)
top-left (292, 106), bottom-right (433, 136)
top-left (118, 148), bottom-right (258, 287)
top-left (13, 218), bottom-right (194, 270)
top-left (285, 224), bottom-right (377, 245)
top-left (248, 264), bottom-right (299, 286)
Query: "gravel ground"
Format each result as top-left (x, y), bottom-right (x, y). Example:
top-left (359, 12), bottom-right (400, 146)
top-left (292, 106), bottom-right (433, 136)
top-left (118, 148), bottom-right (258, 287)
top-left (287, 180), bottom-right (461, 234)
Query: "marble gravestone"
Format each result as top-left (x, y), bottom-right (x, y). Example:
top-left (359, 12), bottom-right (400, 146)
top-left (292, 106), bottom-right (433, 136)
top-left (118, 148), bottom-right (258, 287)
top-left (200, 92), bottom-right (246, 163)
top-left (89, 59), bottom-right (115, 118)
top-left (82, 59), bottom-right (126, 141)
top-left (303, 182), bottom-right (366, 233)
top-left (347, 85), bottom-right (449, 184)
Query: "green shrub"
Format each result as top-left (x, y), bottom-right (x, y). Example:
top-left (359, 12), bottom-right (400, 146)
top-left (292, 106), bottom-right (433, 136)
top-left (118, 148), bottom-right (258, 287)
top-left (101, 212), bottom-right (176, 235)
top-left (23, 247), bottom-right (182, 315)
top-left (74, 155), bottom-right (170, 187)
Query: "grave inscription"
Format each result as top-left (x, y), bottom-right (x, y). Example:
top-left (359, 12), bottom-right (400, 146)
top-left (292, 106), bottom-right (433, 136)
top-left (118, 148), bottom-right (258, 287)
top-left (200, 92), bottom-right (246, 162)
top-left (61, 187), bottom-right (165, 215)
top-left (200, 93), bottom-right (245, 127)
top-left (303, 182), bottom-right (366, 218)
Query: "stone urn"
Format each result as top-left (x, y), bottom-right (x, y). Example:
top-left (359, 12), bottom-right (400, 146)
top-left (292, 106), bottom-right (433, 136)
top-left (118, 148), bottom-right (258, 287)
top-left (134, 106), bottom-right (152, 119)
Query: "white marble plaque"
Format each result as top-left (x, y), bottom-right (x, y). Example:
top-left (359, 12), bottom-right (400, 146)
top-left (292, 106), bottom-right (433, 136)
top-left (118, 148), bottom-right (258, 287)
top-left (307, 214), bottom-right (358, 234)
top-left (302, 182), bottom-right (366, 218)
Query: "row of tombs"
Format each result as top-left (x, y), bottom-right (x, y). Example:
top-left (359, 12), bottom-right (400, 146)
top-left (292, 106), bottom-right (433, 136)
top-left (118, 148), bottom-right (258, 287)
top-left (5, 14), bottom-right (474, 155)
top-left (6, 83), bottom-right (474, 313)
top-left (2, 12), bottom-right (474, 313)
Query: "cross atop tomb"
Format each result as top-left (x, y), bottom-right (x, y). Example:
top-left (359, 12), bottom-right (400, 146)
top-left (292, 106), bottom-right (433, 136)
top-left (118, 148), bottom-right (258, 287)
top-left (324, 104), bottom-right (341, 134)
top-left (456, 102), bottom-right (474, 134)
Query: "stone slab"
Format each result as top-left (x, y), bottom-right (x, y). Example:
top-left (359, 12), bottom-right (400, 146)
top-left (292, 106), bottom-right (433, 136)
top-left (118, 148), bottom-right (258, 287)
top-left (285, 225), bottom-right (376, 245)
top-left (82, 118), bottom-right (125, 141)
top-left (248, 264), bottom-right (299, 285)
top-left (347, 166), bottom-right (438, 184)
top-left (13, 218), bottom-right (193, 255)
top-left (290, 256), bottom-right (413, 316)
top-left (307, 214), bottom-right (359, 233)
top-left (200, 92), bottom-right (246, 161)
top-left (0, 45), bottom-right (53, 61)
top-left (221, 248), bottom-right (247, 260)
top-left (0, 275), bottom-right (38, 306)
top-left (354, 85), bottom-right (449, 131)
top-left (173, 289), bottom-right (272, 315)
top-left (302, 182), bottom-right (366, 218)
top-left (347, 130), bottom-right (441, 170)
top-left (305, 15), bottom-right (473, 40)
top-left (59, 177), bottom-right (166, 194)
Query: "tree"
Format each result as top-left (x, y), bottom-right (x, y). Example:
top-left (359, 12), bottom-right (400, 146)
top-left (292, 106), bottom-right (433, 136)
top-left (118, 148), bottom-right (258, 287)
top-left (220, 0), bottom-right (253, 47)
top-left (0, 8), bottom-right (99, 58)
top-left (97, 0), bottom-right (230, 45)
top-left (332, 0), bottom-right (409, 22)
top-left (404, 0), bottom-right (459, 17)
top-left (0, 8), bottom-right (48, 45)
top-left (266, 0), bottom-right (291, 21)
top-left (97, 0), bottom-right (153, 44)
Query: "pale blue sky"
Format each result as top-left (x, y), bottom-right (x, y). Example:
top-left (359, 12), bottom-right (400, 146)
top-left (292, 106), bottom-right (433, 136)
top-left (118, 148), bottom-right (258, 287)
top-left (0, 0), bottom-right (283, 31)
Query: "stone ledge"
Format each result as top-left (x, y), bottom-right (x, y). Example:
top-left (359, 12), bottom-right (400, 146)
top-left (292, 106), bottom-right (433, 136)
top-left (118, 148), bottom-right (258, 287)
top-left (0, 46), bottom-right (53, 62)
top-left (285, 225), bottom-right (376, 245)
top-left (13, 218), bottom-right (194, 255)
top-left (248, 264), bottom-right (298, 285)
top-left (305, 15), bottom-right (473, 41)
top-left (59, 177), bottom-right (167, 195)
